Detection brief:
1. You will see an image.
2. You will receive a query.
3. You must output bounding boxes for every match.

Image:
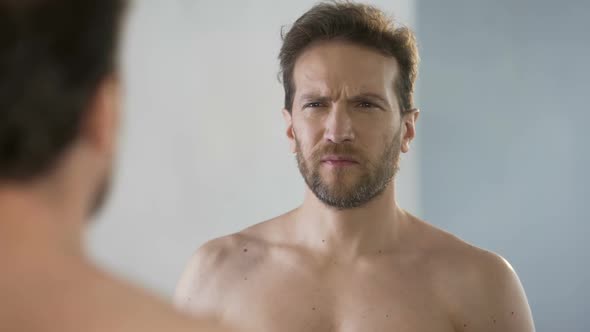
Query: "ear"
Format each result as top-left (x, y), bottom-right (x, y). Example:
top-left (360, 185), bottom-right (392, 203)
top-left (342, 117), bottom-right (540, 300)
top-left (401, 108), bottom-right (420, 153)
top-left (282, 108), bottom-right (296, 153)
top-left (80, 75), bottom-right (121, 158)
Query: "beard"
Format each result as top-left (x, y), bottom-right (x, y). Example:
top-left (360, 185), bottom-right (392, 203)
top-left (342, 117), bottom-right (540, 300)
top-left (295, 129), bottom-right (401, 210)
top-left (87, 169), bottom-right (113, 220)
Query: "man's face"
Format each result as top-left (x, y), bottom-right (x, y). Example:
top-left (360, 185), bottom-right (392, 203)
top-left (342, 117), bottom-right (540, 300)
top-left (284, 41), bottom-right (414, 209)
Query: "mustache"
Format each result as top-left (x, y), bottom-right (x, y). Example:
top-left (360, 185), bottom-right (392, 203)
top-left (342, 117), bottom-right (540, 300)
top-left (309, 143), bottom-right (366, 164)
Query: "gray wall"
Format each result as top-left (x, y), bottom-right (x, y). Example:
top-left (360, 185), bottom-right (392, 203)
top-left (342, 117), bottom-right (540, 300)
top-left (89, 0), bottom-right (417, 297)
top-left (417, 0), bottom-right (590, 331)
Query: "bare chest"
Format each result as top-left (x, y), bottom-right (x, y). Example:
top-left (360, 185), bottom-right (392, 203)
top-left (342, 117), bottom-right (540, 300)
top-left (220, 264), bottom-right (455, 332)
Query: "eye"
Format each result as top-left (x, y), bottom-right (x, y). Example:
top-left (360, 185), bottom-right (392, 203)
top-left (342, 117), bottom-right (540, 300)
top-left (304, 102), bottom-right (325, 108)
top-left (356, 101), bottom-right (378, 110)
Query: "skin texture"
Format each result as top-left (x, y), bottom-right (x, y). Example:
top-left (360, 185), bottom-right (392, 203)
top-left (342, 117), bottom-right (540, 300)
top-left (0, 76), bottom-right (237, 332)
top-left (175, 41), bottom-right (535, 332)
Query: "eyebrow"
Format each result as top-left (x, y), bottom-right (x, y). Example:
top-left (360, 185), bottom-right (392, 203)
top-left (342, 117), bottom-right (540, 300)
top-left (299, 92), bottom-right (389, 105)
top-left (299, 93), bottom-right (330, 103)
top-left (350, 93), bottom-right (390, 106)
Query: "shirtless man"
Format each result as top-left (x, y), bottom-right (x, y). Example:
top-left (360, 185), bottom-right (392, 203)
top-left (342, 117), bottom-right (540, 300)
top-left (175, 2), bottom-right (535, 332)
top-left (0, 1), bottom-right (236, 331)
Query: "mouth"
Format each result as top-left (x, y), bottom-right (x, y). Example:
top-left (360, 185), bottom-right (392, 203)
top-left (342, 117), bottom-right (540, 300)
top-left (320, 155), bottom-right (359, 167)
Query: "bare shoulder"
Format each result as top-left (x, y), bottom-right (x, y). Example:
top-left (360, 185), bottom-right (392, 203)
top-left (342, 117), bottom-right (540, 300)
top-left (409, 217), bottom-right (535, 331)
top-left (179, 216), bottom-right (284, 278)
top-left (174, 213), bottom-right (289, 312)
top-left (0, 258), bottom-right (234, 332)
top-left (89, 270), bottom-right (236, 332)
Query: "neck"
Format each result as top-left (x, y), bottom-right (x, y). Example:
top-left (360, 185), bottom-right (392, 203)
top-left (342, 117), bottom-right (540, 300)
top-left (0, 182), bottom-right (86, 263)
top-left (293, 181), bottom-right (408, 259)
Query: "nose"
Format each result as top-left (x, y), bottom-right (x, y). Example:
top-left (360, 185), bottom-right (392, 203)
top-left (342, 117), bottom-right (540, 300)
top-left (323, 103), bottom-right (355, 144)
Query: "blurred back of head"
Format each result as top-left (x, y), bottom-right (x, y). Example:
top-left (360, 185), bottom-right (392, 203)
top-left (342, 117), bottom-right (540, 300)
top-left (0, 0), bottom-right (127, 183)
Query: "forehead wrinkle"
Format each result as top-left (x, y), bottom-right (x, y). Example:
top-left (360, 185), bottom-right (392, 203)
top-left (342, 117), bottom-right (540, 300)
top-left (293, 42), bottom-right (400, 106)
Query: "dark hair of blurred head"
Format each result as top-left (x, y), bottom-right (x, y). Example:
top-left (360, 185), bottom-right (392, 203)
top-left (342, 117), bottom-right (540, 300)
top-left (0, 0), bottom-right (127, 182)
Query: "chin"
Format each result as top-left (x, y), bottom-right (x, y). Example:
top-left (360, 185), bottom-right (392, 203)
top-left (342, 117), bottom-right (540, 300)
top-left (324, 172), bottom-right (362, 185)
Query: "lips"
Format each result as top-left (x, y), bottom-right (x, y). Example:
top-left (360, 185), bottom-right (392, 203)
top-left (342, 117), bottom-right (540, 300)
top-left (320, 155), bottom-right (359, 166)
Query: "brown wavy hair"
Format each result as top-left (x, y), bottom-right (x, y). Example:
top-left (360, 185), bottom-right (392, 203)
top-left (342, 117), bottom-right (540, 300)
top-left (279, 1), bottom-right (419, 113)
